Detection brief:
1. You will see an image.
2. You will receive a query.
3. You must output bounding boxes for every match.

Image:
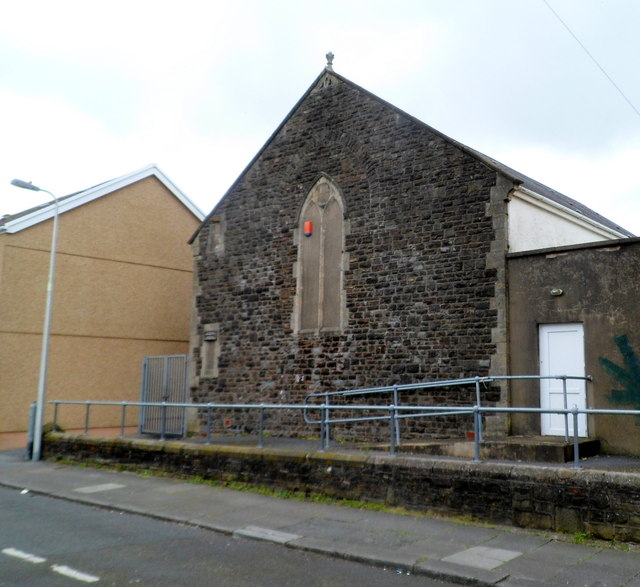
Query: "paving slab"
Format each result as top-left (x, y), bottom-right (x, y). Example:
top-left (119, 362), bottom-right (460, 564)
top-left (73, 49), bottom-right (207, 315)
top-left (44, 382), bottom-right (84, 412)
top-left (394, 537), bottom-right (478, 562)
top-left (234, 525), bottom-right (302, 544)
top-left (73, 482), bottom-right (127, 494)
top-left (414, 559), bottom-right (511, 585)
top-left (482, 532), bottom-right (549, 553)
top-left (548, 548), bottom-right (640, 586)
top-left (442, 545), bottom-right (523, 570)
top-left (498, 540), bottom-right (597, 584)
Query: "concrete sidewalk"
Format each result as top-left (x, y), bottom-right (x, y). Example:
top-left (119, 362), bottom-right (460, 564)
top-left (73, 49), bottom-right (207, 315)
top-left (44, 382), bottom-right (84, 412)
top-left (1, 450), bottom-right (639, 586)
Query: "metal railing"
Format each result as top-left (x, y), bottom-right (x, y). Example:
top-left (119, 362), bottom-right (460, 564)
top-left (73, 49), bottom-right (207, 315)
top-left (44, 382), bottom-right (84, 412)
top-left (52, 399), bottom-right (309, 444)
top-left (48, 374), bottom-right (640, 469)
top-left (303, 374), bottom-right (592, 445)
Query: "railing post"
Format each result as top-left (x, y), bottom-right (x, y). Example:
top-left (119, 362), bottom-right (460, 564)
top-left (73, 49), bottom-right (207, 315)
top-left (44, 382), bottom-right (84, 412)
top-left (572, 405), bottom-right (581, 469)
top-left (84, 402), bottom-right (90, 435)
top-left (52, 401), bottom-right (59, 432)
top-left (562, 376), bottom-right (569, 443)
top-left (324, 392), bottom-right (331, 449)
top-left (475, 377), bottom-right (483, 443)
top-left (319, 403), bottom-right (327, 452)
top-left (206, 404), bottom-right (212, 444)
top-left (27, 402), bottom-right (37, 460)
top-left (120, 402), bottom-right (127, 438)
top-left (389, 404), bottom-right (397, 456)
top-left (258, 404), bottom-right (265, 449)
top-left (473, 405), bottom-right (481, 463)
top-left (160, 401), bottom-right (167, 441)
top-left (393, 384), bottom-right (401, 446)
top-left (324, 402), bottom-right (331, 450)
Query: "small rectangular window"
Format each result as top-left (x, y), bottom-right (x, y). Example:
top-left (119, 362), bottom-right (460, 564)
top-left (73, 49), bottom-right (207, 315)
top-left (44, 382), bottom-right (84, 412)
top-left (206, 215), bottom-right (225, 256)
top-left (201, 324), bottom-right (220, 377)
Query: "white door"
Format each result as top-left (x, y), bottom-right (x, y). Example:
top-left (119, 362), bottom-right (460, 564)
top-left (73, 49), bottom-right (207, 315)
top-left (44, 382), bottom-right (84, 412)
top-left (539, 323), bottom-right (587, 437)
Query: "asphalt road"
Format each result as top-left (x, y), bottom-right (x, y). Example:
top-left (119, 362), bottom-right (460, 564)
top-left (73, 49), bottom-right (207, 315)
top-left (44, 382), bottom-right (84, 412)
top-left (0, 486), bottom-right (446, 586)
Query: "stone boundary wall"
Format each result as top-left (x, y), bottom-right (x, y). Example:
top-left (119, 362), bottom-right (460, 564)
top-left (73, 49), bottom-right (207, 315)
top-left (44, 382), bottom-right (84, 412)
top-left (45, 434), bottom-right (640, 543)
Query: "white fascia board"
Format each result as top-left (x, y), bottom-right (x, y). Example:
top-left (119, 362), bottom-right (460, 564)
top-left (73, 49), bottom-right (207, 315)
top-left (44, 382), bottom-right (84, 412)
top-left (146, 166), bottom-right (205, 220)
top-left (2, 164), bottom-right (204, 234)
top-left (513, 186), bottom-right (628, 240)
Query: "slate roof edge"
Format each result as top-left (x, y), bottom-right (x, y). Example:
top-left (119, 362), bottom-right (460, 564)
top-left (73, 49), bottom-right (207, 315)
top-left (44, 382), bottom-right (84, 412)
top-left (189, 68), bottom-right (331, 243)
top-left (1, 164), bottom-right (204, 234)
top-left (506, 234), bottom-right (640, 259)
top-left (327, 72), bottom-right (632, 237)
top-left (188, 68), bottom-right (633, 243)
top-left (327, 71), bottom-right (632, 237)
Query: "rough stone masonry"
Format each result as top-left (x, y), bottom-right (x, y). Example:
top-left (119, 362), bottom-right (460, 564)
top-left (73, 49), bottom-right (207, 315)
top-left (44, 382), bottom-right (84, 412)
top-left (190, 70), bottom-right (511, 441)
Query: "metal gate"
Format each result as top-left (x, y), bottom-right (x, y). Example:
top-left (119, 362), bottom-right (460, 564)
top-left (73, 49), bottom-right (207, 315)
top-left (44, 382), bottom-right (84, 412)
top-left (140, 354), bottom-right (188, 437)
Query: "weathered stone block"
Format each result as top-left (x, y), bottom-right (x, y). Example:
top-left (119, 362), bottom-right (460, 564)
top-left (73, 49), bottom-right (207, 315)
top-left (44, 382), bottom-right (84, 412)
top-left (555, 507), bottom-right (584, 533)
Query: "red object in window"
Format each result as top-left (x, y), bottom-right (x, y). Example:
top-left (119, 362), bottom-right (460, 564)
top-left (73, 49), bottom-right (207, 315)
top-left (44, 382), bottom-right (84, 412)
top-left (303, 221), bottom-right (313, 236)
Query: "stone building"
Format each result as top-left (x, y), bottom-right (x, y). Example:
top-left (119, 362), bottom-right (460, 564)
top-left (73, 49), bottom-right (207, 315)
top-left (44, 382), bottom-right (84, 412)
top-left (189, 64), bottom-right (632, 446)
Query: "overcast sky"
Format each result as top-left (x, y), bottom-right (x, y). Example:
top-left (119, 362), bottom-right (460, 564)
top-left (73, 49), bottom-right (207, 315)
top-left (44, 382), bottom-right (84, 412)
top-left (2, 0), bottom-right (639, 234)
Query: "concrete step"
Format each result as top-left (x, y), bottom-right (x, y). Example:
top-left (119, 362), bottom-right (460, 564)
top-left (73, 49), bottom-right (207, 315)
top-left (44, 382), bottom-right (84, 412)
top-left (391, 436), bottom-right (601, 463)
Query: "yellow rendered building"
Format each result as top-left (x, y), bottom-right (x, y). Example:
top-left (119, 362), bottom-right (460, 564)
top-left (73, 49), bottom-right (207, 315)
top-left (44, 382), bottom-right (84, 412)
top-left (0, 165), bottom-right (203, 443)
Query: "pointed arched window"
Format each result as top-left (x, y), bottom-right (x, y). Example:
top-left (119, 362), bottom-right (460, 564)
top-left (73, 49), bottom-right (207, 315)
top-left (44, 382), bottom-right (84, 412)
top-left (295, 175), bottom-right (346, 333)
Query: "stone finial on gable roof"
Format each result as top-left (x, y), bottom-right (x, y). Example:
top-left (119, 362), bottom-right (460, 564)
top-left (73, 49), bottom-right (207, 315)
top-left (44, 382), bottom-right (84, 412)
top-left (326, 51), bottom-right (334, 71)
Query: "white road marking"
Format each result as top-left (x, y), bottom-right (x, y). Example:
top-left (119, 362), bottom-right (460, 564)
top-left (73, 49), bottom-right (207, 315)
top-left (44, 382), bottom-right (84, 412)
top-left (1, 547), bottom-right (46, 564)
top-left (52, 564), bottom-right (100, 583)
top-left (74, 482), bottom-right (126, 494)
top-left (3, 548), bottom-right (100, 582)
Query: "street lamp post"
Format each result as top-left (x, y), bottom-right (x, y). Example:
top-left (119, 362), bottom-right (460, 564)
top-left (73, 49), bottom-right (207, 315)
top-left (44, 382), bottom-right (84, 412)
top-left (10, 179), bottom-right (60, 461)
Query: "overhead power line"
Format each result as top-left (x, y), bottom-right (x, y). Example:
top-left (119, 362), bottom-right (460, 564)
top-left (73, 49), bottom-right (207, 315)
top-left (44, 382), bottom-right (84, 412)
top-left (543, 0), bottom-right (640, 120)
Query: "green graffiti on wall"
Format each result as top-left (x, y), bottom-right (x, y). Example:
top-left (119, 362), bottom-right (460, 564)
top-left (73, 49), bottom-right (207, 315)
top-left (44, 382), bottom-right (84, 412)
top-left (599, 334), bottom-right (640, 424)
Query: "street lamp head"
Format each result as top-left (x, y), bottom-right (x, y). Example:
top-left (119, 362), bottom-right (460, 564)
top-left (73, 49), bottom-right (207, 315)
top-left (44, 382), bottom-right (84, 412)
top-left (11, 179), bottom-right (42, 192)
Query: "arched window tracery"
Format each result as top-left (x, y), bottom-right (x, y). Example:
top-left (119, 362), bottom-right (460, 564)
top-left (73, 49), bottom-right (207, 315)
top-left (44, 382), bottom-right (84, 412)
top-left (294, 175), bottom-right (346, 333)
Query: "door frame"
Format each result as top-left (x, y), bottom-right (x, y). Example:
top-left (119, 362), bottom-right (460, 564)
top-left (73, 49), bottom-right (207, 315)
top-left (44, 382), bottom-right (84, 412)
top-left (539, 323), bottom-right (588, 437)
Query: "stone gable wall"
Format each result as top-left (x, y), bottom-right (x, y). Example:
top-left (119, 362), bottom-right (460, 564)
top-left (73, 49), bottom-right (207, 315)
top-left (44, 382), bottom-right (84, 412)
top-left (192, 75), bottom-right (508, 441)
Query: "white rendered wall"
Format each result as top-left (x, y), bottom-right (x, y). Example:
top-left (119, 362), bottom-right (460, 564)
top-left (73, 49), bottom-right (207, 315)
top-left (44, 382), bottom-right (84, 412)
top-left (508, 190), bottom-right (624, 253)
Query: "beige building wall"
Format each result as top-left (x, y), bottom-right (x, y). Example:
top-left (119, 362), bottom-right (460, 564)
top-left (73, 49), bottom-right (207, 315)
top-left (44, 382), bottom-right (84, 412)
top-left (0, 176), bottom-right (200, 433)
